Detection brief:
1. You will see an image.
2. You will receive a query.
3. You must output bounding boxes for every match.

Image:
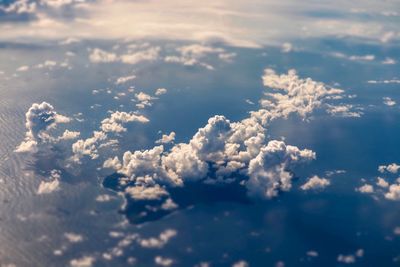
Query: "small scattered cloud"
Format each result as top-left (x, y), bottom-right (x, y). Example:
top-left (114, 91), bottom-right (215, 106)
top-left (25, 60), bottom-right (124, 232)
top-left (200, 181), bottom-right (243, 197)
top-left (356, 184), bottom-right (374, 194)
top-left (64, 232), bottom-right (84, 243)
top-left (37, 169), bottom-right (61, 194)
top-left (115, 75), bottom-right (136, 85)
top-left (383, 97), bottom-right (396, 106)
top-left (138, 229), bottom-right (177, 249)
top-left (156, 132), bottom-right (176, 144)
top-left (154, 256), bottom-right (174, 267)
top-left (155, 88), bottom-right (167, 96)
top-left (300, 175), bottom-right (330, 191)
top-left (70, 256), bottom-right (95, 267)
top-left (378, 163), bottom-right (400, 174)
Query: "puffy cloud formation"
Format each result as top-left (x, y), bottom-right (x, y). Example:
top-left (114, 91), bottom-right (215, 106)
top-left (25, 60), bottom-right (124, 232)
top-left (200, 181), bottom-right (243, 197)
top-left (70, 256), bottom-right (95, 267)
top-left (154, 256), bottom-right (174, 267)
top-left (378, 163), bottom-right (400, 174)
top-left (101, 111), bottom-right (149, 133)
top-left (155, 88), bottom-right (167, 96)
top-left (104, 114), bottom-right (315, 201)
top-left (300, 175), bottom-right (330, 191)
top-left (64, 232), bottom-right (84, 243)
top-left (71, 110), bottom-right (149, 163)
top-left (359, 164), bottom-right (400, 201)
top-left (357, 184), bottom-right (374, 194)
top-left (101, 68), bottom-right (364, 220)
top-left (16, 102), bottom-right (71, 153)
top-left (246, 140), bottom-right (315, 198)
top-left (138, 229), bottom-right (177, 249)
top-left (156, 132), bottom-right (175, 144)
top-left (385, 184), bottom-right (400, 200)
top-left (57, 130), bottom-right (80, 141)
top-left (254, 69), bottom-right (358, 122)
top-left (383, 97), bottom-right (396, 106)
top-left (232, 261), bottom-right (249, 267)
top-left (37, 169), bottom-right (61, 194)
top-left (72, 131), bottom-right (107, 162)
top-left (135, 92), bottom-right (155, 109)
top-left (376, 177), bottom-right (389, 188)
top-left (337, 249), bottom-right (364, 264)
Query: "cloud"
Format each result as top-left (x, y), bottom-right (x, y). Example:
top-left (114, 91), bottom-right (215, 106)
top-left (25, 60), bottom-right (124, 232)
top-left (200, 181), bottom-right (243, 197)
top-left (1, 0), bottom-right (399, 47)
top-left (232, 260), bottom-right (249, 267)
top-left (37, 169), bottom-right (61, 194)
top-left (71, 131), bottom-right (107, 162)
top-left (383, 97), bottom-right (396, 106)
top-left (89, 47), bottom-right (160, 65)
top-left (337, 254), bottom-right (355, 264)
top-left (376, 177), bottom-right (389, 188)
top-left (138, 229), bottom-right (177, 249)
top-left (16, 102), bottom-right (71, 153)
top-left (64, 232), bottom-right (84, 243)
top-left (120, 47), bottom-right (160, 65)
top-left (331, 52), bottom-right (376, 62)
top-left (154, 256), bottom-right (174, 267)
top-left (307, 251), bottom-right (319, 257)
top-left (300, 175), bottom-right (330, 190)
top-left (95, 194), bottom-right (112, 202)
top-left (356, 184), bottom-right (374, 194)
top-left (125, 184), bottom-right (169, 201)
top-left (58, 130), bottom-right (80, 141)
top-left (135, 92), bottom-right (155, 109)
top-left (281, 42), bottom-right (293, 53)
top-left (246, 140), bottom-right (315, 198)
top-left (104, 113), bottom-right (315, 205)
top-left (100, 111), bottom-right (149, 133)
top-left (164, 44), bottom-right (235, 69)
top-left (378, 163), bottom-right (400, 174)
top-left (156, 132), bottom-right (175, 144)
top-left (155, 88), bottom-right (167, 96)
top-left (17, 65), bottom-right (30, 72)
top-left (385, 184), bottom-right (400, 200)
top-left (337, 249), bottom-right (364, 264)
top-left (0, 0), bottom-right (36, 14)
top-left (115, 75), bottom-right (136, 85)
top-left (89, 48), bottom-right (118, 63)
top-left (257, 69), bottom-right (356, 121)
top-left (382, 58), bottom-right (396, 65)
top-left (70, 256), bottom-right (95, 267)
top-left (367, 79), bottom-right (400, 84)
top-left (326, 104), bottom-right (363, 118)
top-left (99, 69), bottom-right (367, 223)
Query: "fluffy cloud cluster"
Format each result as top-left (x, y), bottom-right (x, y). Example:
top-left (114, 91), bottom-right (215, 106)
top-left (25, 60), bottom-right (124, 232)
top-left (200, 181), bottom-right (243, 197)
top-left (378, 163), bottom-right (400, 174)
top-left (101, 112), bottom-right (149, 133)
top-left (101, 68), bottom-right (364, 212)
top-left (300, 175), bottom-right (330, 191)
top-left (37, 169), bottom-right (61, 194)
top-left (138, 229), bottom-right (177, 249)
top-left (156, 132), bottom-right (175, 144)
top-left (355, 163), bottom-right (400, 200)
top-left (16, 102), bottom-right (73, 153)
top-left (256, 69), bottom-right (360, 121)
top-left (104, 114), bottom-right (315, 202)
top-left (71, 111), bottom-right (149, 163)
